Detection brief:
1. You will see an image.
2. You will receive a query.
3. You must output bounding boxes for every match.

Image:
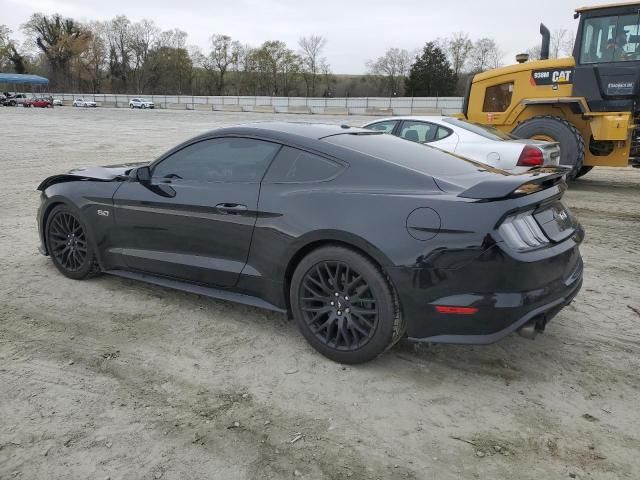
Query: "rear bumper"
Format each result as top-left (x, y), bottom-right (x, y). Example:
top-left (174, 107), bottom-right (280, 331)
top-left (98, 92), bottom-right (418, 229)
top-left (388, 239), bottom-right (583, 344)
top-left (408, 270), bottom-right (582, 344)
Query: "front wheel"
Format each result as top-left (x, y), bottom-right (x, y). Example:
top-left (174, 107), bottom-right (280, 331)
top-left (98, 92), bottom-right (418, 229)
top-left (45, 205), bottom-right (100, 280)
top-left (290, 246), bottom-right (403, 364)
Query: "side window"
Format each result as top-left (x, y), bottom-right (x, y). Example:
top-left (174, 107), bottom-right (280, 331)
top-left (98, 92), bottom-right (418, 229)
top-left (153, 137), bottom-right (281, 183)
top-left (365, 120), bottom-right (398, 134)
top-left (435, 126), bottom-right (453, 140)
top-left (263, 146), bottom-right (343, 183)
top-left (399, 121), bottom-right (437, 143)
top-left (482, 82), bottom-right (513, 112)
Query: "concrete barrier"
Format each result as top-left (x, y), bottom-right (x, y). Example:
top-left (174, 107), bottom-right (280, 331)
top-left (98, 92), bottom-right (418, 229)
top-left (97, 101), bottom-right (117, 108)
top-left (253, 105), bottom-right (276, 113)
top-left (365, 107), bottom-right (393, 116)
top-left (410, 107), bottom-right (443, 115)
top-left (167, 103), bottom-right (186, 110)
top-left (321, 107), bottom-right (349, 115)
top-left (213, 104), bottom-right (243, 112)
top-left (193, 104), bottom-right (212, 111)
top-left (287, 106), bottom-right (312, 114)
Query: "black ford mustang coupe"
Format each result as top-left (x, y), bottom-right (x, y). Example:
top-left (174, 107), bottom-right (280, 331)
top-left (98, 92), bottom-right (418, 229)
top-left (37, 122), bottom-right (584, 363)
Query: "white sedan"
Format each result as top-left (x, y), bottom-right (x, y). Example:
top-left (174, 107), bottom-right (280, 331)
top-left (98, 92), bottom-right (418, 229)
top-left (129, 98), bottom-right (155, 109)
top-left (363, 116), bottom-right (560, 172)
top-left (72, 98), bottom-right (97, 108)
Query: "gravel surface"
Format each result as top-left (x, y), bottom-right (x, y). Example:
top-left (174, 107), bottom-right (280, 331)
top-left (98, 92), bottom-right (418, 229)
top-left (1, 107), bottom-right (639, 480)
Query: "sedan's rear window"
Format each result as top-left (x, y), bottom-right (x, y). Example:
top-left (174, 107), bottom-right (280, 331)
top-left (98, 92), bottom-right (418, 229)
top-left (442, 118), bottom-right (518, 141)
top-left (324, 133), bottom-right (494, 177)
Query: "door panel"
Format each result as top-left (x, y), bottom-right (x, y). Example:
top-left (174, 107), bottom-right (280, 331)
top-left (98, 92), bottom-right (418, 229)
top-left (111, 136), bottom-right (281, 287)
top-left (113, 180), bottom-right (259, 287)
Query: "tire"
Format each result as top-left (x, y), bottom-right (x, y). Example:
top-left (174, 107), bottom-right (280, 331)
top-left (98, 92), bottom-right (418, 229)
top-left (575, 166), bottom-right (593, 179)
top-left (142, 104), bottom-right (147, 109)
top-left (512, 115), bottom-right (585, 181)
top-left (45, 205), bottom-right (100, 280)
top-left (130, 104), bottom-right (134, 109)
top-left (290, 246), bottom-right (403, 364)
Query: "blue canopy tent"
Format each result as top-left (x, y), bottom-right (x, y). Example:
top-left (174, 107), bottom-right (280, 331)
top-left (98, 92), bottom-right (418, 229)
top-left (0, 73), bottom-right (49, 93)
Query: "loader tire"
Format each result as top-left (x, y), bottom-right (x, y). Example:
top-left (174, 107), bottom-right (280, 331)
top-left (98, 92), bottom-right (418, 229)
top-left (512, 115), bottom-right (585, 181)
top-left (575, 166), bottom-right (593, 179)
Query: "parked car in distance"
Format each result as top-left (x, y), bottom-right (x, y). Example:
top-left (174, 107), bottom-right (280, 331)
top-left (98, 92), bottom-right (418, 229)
top-left (52, 98), bottom-right (63, 106)
top-left (73, 98), bottom-right (97, 108)
top-left (129, 98), bottom-right (155, 109)
top-left (25, 97), bottom-right (53, 108)
top-left (36, 122), bottom-right (583, 364)
top-left (4, 93), bottom-right (29, 107)
top-left (363, 116), bottom-right (561, 173)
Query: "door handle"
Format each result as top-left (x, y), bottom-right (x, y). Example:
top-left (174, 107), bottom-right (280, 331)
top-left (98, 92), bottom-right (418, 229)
top-left (215, 203), bottom-right (248, 214)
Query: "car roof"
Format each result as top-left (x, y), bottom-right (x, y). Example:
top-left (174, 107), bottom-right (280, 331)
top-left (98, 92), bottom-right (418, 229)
top-left (364, 115), bottom-right (452, 125)
top-left (205, 122), bottom-right (374, 141)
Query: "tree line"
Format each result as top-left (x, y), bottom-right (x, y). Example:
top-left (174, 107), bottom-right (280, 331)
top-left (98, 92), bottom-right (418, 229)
top-left (0, 13), bottom-right (574, 97)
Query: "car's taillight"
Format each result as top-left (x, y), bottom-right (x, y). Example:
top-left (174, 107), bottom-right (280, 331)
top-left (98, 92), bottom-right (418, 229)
top-left (498, 210), bottom-right (549, 251)
top-left (517, 146), bottom-right (544, 167)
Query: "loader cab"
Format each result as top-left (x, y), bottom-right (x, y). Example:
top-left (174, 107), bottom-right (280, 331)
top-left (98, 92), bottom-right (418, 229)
top-left (573, 3), bottom-right (640, 113)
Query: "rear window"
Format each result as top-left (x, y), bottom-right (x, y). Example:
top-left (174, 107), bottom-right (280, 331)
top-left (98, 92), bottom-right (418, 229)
top-left (323, 133), bottom-right (494, 177)
top-left (442, 117), bottom-right (518, 141)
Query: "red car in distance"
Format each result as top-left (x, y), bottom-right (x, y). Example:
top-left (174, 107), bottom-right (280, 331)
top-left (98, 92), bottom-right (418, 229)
top-left (24, 97), bottom-right (53, 108)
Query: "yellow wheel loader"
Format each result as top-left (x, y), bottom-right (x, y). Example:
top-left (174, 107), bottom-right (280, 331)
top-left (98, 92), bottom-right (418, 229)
top-left (462, 2), bottom-right (640, 179)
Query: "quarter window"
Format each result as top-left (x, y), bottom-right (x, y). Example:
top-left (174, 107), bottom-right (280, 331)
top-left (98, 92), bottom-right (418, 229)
top-left (482, 82), bottom-right (514, 112)
top-left (263, 146), bottom-right (342, 183)
top-left (152, 137), bottom-right (281, 183)
top-left (435, 126), bottom-right (453, 140)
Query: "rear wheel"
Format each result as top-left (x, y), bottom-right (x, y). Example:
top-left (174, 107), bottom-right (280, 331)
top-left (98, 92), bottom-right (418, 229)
top-left (290, 246), bottom-right (403, 364)
top-left (512, 115), bottom-right (585, 181)
top-left (45, 205), bottom-right (99, 280)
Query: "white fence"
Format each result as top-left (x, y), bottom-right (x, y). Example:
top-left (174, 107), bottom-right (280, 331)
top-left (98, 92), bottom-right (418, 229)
top-left (51, 93), bottom-right (464, 115)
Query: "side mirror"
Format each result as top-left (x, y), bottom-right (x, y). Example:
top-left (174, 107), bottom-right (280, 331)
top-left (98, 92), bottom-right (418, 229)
top-left (136, 165), bottom-right (151, 184)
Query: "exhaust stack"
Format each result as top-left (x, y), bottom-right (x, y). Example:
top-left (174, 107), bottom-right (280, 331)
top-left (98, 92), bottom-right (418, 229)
top-left (540, 23), bottom-right (551, 60)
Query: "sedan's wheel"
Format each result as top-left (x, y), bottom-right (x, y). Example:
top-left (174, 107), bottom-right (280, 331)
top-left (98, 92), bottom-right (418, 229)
top-left (46, 205), bottom-right (99, 280)
top-left (291, 246), bottom-right (402, 364)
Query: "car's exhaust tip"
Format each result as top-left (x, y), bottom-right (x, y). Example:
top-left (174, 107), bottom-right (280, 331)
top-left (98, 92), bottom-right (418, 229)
top-left (517, 322), bottom-right (538, 340)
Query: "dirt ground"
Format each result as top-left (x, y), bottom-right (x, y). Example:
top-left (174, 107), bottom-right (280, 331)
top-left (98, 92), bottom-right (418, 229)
top-left (0, 107), bottom-right (639, 480)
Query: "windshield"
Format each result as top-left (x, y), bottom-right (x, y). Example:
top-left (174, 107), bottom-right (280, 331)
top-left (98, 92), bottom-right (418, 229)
top-left (580, 14), bottom-right (640, 63)
top-left (442, 117), bottom-right (518, 141)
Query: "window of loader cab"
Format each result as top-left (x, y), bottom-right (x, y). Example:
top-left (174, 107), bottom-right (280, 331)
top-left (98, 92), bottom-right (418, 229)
top-left (152, 137), bottom-right (281, 183)
top-left (482, 82), bottom-right (514, 112)
top-left (580, 14), bottom-right (640, 64)
top-left (263, 146), bottom-right (343, 183)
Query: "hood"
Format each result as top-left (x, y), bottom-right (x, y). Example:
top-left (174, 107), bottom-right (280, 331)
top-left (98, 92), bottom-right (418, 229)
top-left (37, 162), bottom-right (147, 191)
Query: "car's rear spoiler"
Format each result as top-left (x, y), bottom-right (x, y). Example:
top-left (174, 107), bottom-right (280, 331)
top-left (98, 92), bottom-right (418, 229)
top-left (456, 168), bottom-right (568, 200)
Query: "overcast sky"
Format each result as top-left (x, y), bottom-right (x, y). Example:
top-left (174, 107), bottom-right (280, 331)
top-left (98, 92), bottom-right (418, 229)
top-left (0, 0), bottom-right (604, 73)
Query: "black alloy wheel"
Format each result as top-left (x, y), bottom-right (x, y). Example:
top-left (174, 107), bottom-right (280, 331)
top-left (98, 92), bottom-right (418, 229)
top-left (291, 246), bottom-right (402, 364)
top-left (300, 260), bottom-right (378, 351)
top-left (46, 206), bottom-right (99, 280)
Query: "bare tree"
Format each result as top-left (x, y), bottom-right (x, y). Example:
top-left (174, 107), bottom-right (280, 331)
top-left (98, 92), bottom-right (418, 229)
top-left (129, 19), bottom-right (159, 92)
top-left (366, 47), bottom-right (411, 96)
top-left (80, 21), bottom-right (108, 92)
top-left (298, 35), bottom-right (327, 96)
top-left (207, 34), bottom-right (238, 94)
top-left (468, 38), bottom-right (503, 72)
top-left (442, 32), bottom-right (473, 76)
